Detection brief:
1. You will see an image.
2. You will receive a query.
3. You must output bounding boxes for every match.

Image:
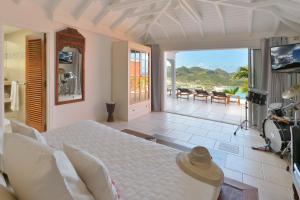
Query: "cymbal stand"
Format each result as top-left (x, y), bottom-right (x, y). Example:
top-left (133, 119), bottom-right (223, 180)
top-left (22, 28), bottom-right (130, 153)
top-left (281, 104), bottom-right (298, 159)
top-left (234, 100), bottom-right (248, 135)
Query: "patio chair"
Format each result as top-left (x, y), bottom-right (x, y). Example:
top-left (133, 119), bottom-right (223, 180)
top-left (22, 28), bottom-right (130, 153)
top-left (193, 89), bottom-right (210, 102)
top-left (211, 91), bottom-right (228, 105)
top-left (167, 87), bottom-right (172, 96)
top-left (176, 88), bottom-right (193, 100)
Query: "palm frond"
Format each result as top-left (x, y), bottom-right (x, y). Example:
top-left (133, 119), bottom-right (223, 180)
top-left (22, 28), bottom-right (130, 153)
top-left (234, 67), bottom-right (248, 79)
top-left (224, 87), bottom-right (239, 95)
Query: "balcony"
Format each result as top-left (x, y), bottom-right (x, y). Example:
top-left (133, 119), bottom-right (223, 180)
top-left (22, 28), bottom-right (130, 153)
top-left (165, 95), bottom-right (246, 125)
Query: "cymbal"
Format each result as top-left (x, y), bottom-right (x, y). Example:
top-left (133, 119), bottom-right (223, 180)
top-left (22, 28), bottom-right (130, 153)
top-left (282, 85), bottom-right (300, 99)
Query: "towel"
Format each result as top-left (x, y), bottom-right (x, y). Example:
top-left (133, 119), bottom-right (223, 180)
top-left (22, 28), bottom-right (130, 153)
top-left (10, 81), bottom-right (19, 112)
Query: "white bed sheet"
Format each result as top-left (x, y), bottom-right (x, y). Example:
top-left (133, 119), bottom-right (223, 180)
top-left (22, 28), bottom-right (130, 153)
top-left (44, 120), bottom-right (221, 200)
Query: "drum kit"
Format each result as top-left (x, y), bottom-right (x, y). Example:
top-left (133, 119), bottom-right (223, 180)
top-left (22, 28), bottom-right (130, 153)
top-left (257, 85), bottom-right (300, 159)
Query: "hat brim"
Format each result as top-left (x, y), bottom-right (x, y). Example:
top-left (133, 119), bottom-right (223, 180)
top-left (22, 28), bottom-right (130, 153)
top-left (176, 152), bottom-right (224, 187)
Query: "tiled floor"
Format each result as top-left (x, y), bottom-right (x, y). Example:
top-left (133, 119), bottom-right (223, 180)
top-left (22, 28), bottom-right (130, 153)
top-left (104, 112), bottom-right (292, 200)
top-left (165, 96), bottom-right (246, 125)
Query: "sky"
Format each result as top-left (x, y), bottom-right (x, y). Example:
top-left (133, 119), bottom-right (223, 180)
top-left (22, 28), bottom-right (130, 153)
top-left (175, 48), bottom-right (248, 73)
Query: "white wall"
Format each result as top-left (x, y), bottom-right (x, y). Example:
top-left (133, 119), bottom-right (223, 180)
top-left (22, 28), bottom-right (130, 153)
top-left (0, 26), bottom-right (4, 128)
top-left (0, 1), bottom-right (115, 129)
top-left (50, 30), bottom-right (112, 129)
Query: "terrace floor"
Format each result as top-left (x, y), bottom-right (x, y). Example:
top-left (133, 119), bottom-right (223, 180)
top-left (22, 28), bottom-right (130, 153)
top-left (165, 95), bottom-right (246, 125)
top-left (103, 112), bottom-right (292, 200)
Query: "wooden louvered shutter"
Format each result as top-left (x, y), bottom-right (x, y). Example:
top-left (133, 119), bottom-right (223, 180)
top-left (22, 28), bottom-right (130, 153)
top-left (26, 34), bottom-right (47, 132)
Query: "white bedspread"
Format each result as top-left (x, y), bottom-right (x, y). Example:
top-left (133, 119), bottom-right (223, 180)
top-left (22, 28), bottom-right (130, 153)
top-left (44, 120), bottom-right (221, 200)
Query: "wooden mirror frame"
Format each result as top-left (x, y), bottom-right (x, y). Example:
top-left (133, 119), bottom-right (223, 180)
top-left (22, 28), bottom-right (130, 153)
top-left (55, 28), bottom-right (85, 105)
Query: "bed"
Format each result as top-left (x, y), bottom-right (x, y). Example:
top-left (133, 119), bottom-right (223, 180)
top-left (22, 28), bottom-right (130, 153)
top-left (44, 120), bottom-right (221, 200)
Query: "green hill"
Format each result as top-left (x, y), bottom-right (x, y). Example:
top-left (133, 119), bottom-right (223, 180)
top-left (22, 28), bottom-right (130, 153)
top-left (167, 66), bottom-right (245, 90)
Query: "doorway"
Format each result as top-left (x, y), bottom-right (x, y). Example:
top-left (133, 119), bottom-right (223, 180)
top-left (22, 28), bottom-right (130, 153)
top-left (165, 49), bottom-right (249, 125)
top-left (3, 26), bottom-right (47, 132)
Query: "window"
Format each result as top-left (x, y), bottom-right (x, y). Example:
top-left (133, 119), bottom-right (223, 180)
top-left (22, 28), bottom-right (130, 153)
top-left (130, 49), bottom-right (150, 105)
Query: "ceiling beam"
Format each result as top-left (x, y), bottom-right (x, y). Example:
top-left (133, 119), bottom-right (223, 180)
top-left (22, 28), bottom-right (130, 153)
top-left (125, 17), bottom-right (156, 35)
top-left (263, 6), bottom-right (300, 34)
top-left (125, 17), bottom-right (150, 34)
top-left (73, 0), bottom-right (94, 20)
top-left (273, 0), bottom-right (300, 11)
top-left (279, 18), bottom-right (300, 34)
top-left (273, 18), bottom-right (280, 35)
top-left (180, 0), bottom-right (203, 23)
top-left (111, 8), bottom-right (135, 30)
top-left (195, 0), bottom-right (271, 9)
top-left (196, 0), bottom-right (300, 36)
top-left (143, 0), bottom-right (172, 41)
top-left (156, 21), bottom-right (170, 40)
top-left (248, 9), bottom-right (254, 35)
top-left (164, 12), bottom-right (187, 38)
top-left (109, 0), bottom-right (165, 11)
top-left (93, 0), bottom-right (114, 25)
top-left (215, 3), bottom-right (226, 35)
top-left (220, 0), bottom-right (276, 9)
top-left (145, 31), bottom-right (156, 43)
top-left (93, 9), bottom-right (110, 25)
top-left (46, 0), bottom-right (62, 20)
top-left (11, 0), bottom-right (23, 4)
top-left (251, 0), bottom-right (277, 8)
top-left (136, 25), bottom-right (148, 39)
top-left (197, 0), bottom-right (300, 11)
top-left (194, 0), bottom-right (249, 9)
top-left (128, 8), bottom-right (162, 18)
top-left (179, 0), bottom-right (204, 37)
top-left (260, 6), bottom-right (300, 25)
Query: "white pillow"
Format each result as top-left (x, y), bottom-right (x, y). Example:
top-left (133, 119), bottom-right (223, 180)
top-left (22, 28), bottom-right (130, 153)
top-left (64, 144), bottom-right (119, 200)
top-left (0, 185), bottom-right (16, 200)
top-left (10, 120), bottom-right (47, 145)
top-left (3, 133), bottom-right (95, 200)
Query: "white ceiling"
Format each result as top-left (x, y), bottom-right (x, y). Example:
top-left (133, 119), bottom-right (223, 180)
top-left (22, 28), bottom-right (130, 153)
top-left (8, 0), bottom-right (300, 43)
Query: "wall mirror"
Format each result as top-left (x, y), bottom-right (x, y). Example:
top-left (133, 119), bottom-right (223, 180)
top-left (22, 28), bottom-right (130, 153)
top-left (56, 28), bottom-right (85, 105)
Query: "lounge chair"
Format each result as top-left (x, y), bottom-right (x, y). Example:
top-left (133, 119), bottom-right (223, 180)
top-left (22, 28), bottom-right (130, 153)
top-left (193, 89), bottom-right (210, 102)
top-left (167, 87), bottom-right (172, 96)
top-left (211, 91), bottom-right (228, 105)
top-left (176, 88), bottom-right (193, 99)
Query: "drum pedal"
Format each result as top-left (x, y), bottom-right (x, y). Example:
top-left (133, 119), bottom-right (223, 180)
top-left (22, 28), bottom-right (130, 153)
top-left (251, 145), bottom-right (272, 152)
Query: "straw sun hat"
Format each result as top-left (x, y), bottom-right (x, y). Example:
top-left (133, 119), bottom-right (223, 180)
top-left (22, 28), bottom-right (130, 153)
top-left (176, 146), bottom-right (224, 187)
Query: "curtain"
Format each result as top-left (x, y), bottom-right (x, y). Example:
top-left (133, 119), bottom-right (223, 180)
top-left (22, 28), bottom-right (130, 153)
top-left (267, 37), bottom-right (289, 104)
top-left (248, 49), bottom-right (266, 128)
top-left (250, 37), bottom-right (295, 129)
top-left (151, 44), bottom-right (162, 111)
top-left (249, 37), bottom-right (291, 129)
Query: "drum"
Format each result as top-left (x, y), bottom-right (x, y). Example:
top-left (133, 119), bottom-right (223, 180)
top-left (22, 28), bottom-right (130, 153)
top-left (262, 119), bottom-right (291, 153)
top-left (268, 103), bottom-right (285, 117)
top-left (248, 90), bottom-right (267, 105)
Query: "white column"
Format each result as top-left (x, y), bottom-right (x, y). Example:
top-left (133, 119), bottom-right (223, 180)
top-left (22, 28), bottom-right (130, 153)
top-left (169, 59), bottom-right (176, 98)
top-left (0, 25), bottom-right (4, 128)
top-left (161, 51), bottom-right (166, 111)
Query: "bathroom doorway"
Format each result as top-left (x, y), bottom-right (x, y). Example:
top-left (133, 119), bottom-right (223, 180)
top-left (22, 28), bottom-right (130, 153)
top-left (3, 26), bottom-right (47, 132)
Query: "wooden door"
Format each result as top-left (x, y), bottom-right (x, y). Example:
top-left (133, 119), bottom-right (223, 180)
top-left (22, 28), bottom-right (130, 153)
top-left (25, 34), bottom-right (47, 132)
